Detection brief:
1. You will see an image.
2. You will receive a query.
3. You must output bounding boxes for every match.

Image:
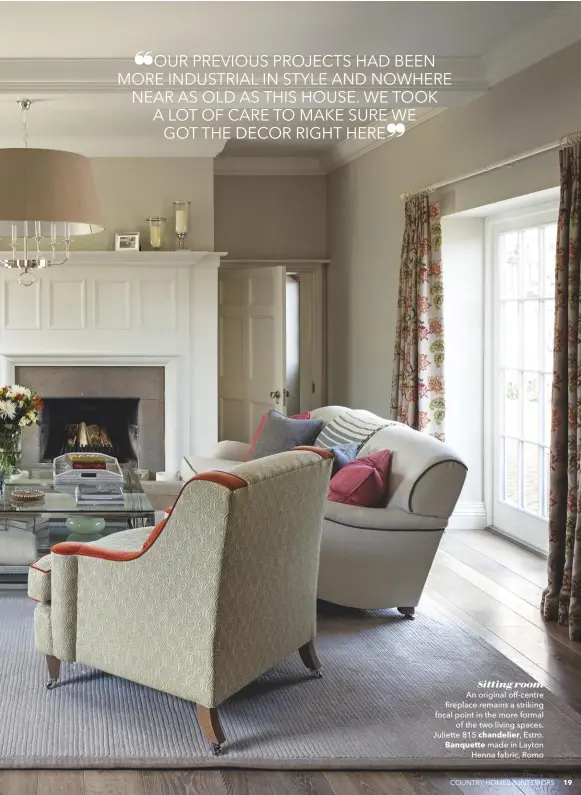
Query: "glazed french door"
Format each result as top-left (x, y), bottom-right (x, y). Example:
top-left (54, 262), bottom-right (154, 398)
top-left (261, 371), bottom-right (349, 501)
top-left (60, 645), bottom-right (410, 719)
top-left (490, 209), bottom-right (558, 554)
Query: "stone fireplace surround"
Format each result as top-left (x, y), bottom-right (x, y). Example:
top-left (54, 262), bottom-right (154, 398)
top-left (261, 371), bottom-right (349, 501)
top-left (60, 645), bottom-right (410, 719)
top-left (17, 366), bottom-right (165, 475)
top-left (0, 251), bottom-right (224, 472)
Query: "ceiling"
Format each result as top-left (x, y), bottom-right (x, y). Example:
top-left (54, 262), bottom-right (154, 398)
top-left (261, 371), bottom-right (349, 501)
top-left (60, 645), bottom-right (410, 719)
top-left (0, 1), bottom-right (579, 170)
top-left (0, 2), bottom-right (559, 59)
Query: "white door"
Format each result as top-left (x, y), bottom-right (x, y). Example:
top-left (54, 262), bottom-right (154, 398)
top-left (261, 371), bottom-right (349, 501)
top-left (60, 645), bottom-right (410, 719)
top-left (219, 266), bottom-right (286, 443)
top-left (489, 209), bottom-right (558, 554)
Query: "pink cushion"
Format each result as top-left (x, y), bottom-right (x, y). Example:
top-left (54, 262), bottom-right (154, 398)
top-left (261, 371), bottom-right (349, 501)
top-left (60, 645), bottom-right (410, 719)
top-left (246, 411), bottom-right (311, 461)
top-left (328, 449), bottom-right (392, 507)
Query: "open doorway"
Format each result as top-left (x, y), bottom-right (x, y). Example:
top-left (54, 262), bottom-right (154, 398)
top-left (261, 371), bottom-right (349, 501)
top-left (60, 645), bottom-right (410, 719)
top-left (218, 264), bottom-right (325, 443)
top-left (286, 274), bottom-right (301, 417)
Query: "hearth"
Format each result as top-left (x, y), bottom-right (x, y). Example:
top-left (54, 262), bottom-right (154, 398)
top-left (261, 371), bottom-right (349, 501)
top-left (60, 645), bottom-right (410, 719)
top-left (40, 398), bottom-right (139, 463)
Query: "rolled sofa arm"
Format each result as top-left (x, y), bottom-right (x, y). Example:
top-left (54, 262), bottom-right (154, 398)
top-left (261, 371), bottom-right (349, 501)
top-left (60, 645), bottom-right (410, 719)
top-left (358, 424), bottom-right (467, 520)
top-left (213, 440), bottom-right (251, 461)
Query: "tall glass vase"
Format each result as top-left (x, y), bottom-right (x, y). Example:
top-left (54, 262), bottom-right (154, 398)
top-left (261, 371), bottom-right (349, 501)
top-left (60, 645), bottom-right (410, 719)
top-left (0, 427), bottom-right (22, 477)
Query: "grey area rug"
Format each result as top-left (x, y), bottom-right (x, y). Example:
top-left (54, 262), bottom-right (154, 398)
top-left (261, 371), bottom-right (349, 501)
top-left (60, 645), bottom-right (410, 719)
top-left (1, 592), bottom-right (581, 770)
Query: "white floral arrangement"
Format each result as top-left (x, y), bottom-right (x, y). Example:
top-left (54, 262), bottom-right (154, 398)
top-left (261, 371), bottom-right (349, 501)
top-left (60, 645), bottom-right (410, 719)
top-left (0, 384), bottom-right (43, 429)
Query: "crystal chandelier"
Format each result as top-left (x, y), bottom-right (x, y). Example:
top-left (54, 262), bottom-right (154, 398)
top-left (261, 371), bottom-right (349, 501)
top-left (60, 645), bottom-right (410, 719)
top-left (0, 99), bottom-right (104, 286)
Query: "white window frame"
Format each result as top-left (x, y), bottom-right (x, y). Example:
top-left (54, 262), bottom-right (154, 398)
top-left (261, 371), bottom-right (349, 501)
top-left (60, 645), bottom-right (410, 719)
top-left (484, 202), bottom-right (559, 555)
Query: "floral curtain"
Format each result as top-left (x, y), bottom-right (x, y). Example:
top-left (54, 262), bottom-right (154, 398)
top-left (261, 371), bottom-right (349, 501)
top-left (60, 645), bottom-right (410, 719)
top-left (543, 143), bottom-right (581, 641)
top-left (390, 195), bottom-right (445, 440)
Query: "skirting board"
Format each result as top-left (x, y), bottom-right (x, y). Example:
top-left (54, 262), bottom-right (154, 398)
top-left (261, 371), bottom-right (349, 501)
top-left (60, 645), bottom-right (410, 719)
top-left (446, 501), bottom-right (488, 531)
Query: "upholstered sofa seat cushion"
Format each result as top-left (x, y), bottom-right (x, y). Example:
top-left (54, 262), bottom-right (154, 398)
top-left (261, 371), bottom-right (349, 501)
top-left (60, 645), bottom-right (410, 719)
top-left (141, 480), bottom-right (183, 510)
top-left (325, 503), bottom-right (446, 531)
top-left (183, 456), bottom-right (242, 476)
top-left (28, 526), bottom-right (152, 603)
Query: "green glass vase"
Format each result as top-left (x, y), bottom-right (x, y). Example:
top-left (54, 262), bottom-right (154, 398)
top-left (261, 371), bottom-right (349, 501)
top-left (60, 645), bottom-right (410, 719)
top-left (0, 428), bottom-right (22, 477)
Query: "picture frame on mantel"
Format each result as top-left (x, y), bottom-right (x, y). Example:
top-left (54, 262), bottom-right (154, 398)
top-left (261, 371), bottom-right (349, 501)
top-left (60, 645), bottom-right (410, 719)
top-left (115, 233), bottom-right (140, 251)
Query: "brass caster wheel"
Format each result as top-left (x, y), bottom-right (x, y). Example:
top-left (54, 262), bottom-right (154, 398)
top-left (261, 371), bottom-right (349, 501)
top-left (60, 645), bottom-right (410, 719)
top-left (46, 679), bottom-right (58, 690)
top-left (314, 669), bottom-right (323, 679)
top-left (211, 743), bottom-right (223, 756)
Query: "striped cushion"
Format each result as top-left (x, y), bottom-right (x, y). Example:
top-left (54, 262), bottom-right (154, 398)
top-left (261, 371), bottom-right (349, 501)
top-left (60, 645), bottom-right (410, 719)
top-left (315, 412), bottom-right (385, 450)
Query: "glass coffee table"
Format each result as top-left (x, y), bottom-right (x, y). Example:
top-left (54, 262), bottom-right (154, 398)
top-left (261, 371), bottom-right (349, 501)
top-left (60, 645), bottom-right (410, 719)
top-left (0, 464), bottom-right (155, 585)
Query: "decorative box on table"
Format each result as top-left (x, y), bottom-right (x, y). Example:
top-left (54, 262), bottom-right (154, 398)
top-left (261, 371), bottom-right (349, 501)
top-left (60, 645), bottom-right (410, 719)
top-left (53, 453), bottom-right (124, 486)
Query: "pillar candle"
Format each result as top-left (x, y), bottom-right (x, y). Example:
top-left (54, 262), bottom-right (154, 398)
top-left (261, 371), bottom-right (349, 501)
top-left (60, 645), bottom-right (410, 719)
top-left (175, 209), bottom-right (188, 235)
top-left (150, 225), bottom-right (162, 248)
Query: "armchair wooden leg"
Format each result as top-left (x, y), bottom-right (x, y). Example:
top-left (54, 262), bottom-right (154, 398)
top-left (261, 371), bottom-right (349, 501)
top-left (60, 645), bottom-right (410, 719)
top-left (45, 655), bottom-right (61, 689)
top-left (397, 606), bottom-right (415, 620)
top-left (299, 640), bottom-right (322, 678)
top-left (197, 705), bottom-right (226, 756)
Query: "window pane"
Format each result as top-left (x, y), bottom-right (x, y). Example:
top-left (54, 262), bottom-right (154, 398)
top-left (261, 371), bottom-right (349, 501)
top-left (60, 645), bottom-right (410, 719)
top-left (499, 232), bottom-right (519, 299)
top-left (503, 437), bottom-right (519, 505)
top-left (522, 301), bottom-right (539, 370)
top-left (523, 372), bottom-right (540, 443)
top-left (522, 228), bottom-right (540, 298)
top-left (543, 374), bottom-right (552, 447)
top-left (502, 302), bottom-right (519, 368)
top-left (523, 443), bottom-right (540, 514)
top-left (504, 369), bottom-right (520, 437)
top-left (544, 299), bottom-right (554, 372)
top-left (543, 223), bottom-right (557, 297)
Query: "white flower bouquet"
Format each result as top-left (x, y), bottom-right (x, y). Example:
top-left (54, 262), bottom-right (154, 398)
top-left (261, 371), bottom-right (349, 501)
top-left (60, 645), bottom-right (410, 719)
top-left (0, 385), bottom-right (43, 475)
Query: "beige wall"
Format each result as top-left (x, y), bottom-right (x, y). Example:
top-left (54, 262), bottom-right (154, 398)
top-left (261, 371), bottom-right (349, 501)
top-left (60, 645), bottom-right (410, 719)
top-left (214, 175), bottom-right (327, 259)
top-left (87, 158), bottom-right (215, 252)
top-left (326, 42), bottom-right (581, 415)
top-left (0, 158), bottom-right (215, 253)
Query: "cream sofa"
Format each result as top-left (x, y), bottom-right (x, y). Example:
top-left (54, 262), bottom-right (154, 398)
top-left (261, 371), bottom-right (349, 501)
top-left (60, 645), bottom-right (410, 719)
top-left (143, 407), bottom-right (468, 614)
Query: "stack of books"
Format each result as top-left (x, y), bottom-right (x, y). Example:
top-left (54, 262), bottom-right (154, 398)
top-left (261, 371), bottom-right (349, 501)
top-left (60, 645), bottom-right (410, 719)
top-left (75, 484), bottom-right (125, 506)
top-left (54, 453), bottom-right (123, 487)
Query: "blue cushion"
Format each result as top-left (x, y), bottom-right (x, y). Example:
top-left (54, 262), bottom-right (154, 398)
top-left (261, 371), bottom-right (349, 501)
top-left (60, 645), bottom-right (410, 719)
top-left (329, 442), bottom-right (359, 476)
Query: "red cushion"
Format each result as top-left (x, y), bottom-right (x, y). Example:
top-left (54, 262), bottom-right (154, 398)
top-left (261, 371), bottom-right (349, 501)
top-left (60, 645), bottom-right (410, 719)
top-left (327, 449), bottom-right (392, 507)
top-left (246, 411), bottom-right (311, 461)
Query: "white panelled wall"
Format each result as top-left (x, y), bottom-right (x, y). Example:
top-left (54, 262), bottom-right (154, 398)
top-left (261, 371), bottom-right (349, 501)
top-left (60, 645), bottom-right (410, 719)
top-left (0, 251), bottom-right (225, 471)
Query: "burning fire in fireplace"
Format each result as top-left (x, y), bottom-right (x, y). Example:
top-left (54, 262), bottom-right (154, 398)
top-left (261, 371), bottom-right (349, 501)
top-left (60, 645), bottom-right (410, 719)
top-left (65, 422), bottom-right (113, 450)
top-left (40, 397), bottom-right (140, 463)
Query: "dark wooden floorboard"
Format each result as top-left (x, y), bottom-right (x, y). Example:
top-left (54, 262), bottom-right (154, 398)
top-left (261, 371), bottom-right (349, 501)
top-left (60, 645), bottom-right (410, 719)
top-left (325, 771), bottom-right (417, 795)
top-left (445, 529), bottom-right (547, 588)
top-left (36, 770), bottom-right (84, 795)
top-left (27, 528), bottom-right (580, 794)
top-left (439, 535), bottom-right (544, 608)
top-left (140, 770), bottom-right (225, 795)
top-left (83, 771), bottom-right (143, 795)
top-left (423, 585), bottom-right (581, 709)
top-left (0, 771), bottom-right (38, 795)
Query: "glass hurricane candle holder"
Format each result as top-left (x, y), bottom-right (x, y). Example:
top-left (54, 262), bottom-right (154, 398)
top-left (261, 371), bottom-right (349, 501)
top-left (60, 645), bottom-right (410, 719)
top-left (146, 217), bottom-right (166, 250)
top-left (173, 201), bottom-right (191, 249)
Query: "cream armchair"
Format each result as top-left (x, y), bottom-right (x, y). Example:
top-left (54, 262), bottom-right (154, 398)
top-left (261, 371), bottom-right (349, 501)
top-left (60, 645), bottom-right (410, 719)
top-left (28, 448), bottom-right (333, 755)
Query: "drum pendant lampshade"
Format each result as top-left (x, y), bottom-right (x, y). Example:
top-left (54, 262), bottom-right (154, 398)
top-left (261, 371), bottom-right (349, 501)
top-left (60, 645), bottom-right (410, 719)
top-left (0, 148), bottom-right (104, 238)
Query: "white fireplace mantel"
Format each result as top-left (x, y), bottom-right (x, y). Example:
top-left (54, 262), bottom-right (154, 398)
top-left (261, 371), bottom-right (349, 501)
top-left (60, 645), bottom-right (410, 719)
top-left (5, 250), bottom-right (228, 269)
top-left (0, 250), bottom-right (227, 470)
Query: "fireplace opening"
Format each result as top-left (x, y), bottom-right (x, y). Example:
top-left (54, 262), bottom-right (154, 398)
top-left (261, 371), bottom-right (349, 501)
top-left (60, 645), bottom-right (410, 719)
top-left (40, 398), bottom-right (139, 463)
